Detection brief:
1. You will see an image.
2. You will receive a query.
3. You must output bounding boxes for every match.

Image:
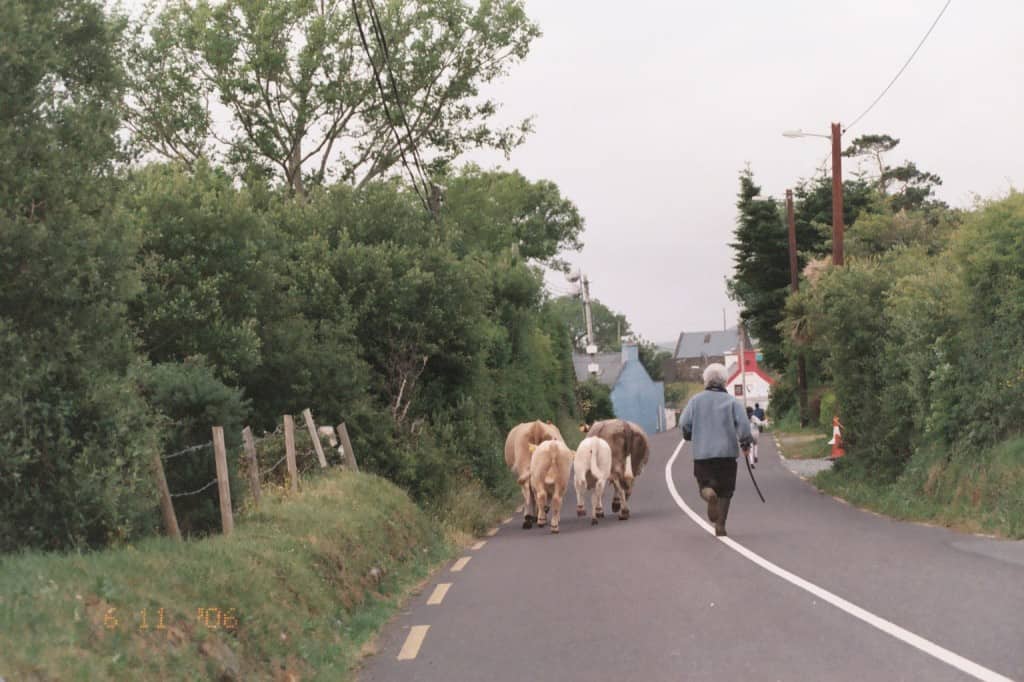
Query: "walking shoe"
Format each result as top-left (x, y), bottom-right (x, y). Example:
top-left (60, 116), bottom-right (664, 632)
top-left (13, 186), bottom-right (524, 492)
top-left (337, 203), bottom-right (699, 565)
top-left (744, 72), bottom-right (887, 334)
top-left (700, 487), bottom-right (719, 524)
top-left (715, 498), bottom-right (731, 537)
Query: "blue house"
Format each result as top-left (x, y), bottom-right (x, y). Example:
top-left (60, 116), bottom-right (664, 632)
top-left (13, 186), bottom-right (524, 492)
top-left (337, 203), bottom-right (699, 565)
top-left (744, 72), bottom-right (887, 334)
top-left (573, 343), bottom-right (667, 434)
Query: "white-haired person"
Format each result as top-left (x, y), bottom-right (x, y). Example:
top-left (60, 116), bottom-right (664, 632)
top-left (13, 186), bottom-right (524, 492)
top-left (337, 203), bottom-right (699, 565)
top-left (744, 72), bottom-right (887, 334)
top-left (679, 363), bottom-right (753, 536)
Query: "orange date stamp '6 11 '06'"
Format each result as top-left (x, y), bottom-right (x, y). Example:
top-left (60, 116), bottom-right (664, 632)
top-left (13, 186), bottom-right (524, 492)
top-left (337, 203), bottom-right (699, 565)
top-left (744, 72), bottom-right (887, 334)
top-left (103, 607), bottom-right (238, 632)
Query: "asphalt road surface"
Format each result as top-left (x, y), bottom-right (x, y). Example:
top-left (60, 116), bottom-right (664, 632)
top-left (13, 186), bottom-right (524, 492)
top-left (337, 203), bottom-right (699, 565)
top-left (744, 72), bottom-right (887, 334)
top-left (359, 432), bottom-right (1024, 682)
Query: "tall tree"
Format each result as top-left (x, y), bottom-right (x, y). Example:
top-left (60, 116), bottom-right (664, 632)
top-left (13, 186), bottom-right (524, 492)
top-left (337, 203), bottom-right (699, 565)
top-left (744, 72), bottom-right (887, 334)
top-left (127, 0), bottom-right (540, 195)
top-left (843, 133), bottom-right (945, 212)
top-left (727, 169), bottom-right (789, 370)
top-left (0, 0), bottom-right (162, 550)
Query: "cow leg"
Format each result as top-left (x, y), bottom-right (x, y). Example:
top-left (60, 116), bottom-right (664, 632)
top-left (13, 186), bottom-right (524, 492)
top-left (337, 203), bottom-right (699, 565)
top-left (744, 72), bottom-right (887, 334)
top-left (609, 475), bottom-right (628, 519)
top-left (592, 479), bottom-right (606, 525)
top-left (574, 476), bottom-right (587, 517)
top-left (534, 485), bottom-right (548, 527)
top-left (550, 490), bottom-right (564, 533)
top-left (521, 481), bottom-right (535, 529)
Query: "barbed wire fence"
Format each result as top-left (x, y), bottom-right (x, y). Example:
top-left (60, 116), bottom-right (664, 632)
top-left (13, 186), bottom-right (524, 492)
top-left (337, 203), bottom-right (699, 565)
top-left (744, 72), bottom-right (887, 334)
top-left (153, 409), bottom-right (359, 540)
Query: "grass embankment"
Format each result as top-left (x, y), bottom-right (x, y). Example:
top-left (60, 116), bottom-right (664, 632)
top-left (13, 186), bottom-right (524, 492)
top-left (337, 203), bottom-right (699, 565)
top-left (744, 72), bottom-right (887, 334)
top-left (771, 414), bottom-right (831, 460)
top-left (0, 471), bottom-right (509, 680)
top-left (815, 438), bottom-right (1024, 539)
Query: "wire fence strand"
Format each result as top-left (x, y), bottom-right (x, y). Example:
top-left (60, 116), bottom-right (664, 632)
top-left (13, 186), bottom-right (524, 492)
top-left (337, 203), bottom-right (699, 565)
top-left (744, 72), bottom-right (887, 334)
top-left (170, 477), bottom-right (219, 498)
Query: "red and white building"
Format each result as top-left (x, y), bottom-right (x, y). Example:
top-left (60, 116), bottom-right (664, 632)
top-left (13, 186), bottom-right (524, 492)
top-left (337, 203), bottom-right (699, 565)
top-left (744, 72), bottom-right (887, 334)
top-left (724, 349), bottom-right (774, 409)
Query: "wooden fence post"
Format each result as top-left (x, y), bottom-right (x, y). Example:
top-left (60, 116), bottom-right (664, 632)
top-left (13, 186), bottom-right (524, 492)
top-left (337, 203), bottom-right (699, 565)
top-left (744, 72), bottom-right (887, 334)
top-left (241, 426), bottom-right (260, 508)
top-left (302, 408), bottom-right (328, 468)
top-left (212, 426), bottom-right (234, 536)
top-left (336, 422), bottom-right (359, 472)
top-left (152, 453), bottom-right (181, 540)
top-left (284, 415), bottom-right (299, 492)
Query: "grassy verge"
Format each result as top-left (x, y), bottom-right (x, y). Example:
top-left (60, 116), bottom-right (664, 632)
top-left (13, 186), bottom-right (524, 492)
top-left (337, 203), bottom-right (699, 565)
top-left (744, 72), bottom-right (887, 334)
top-left (0, 470), bottom-right (509, 680)
top-left (772, 416), bottom-right (831, 460)
top-left (815, 437), bottom-right (1024, 539)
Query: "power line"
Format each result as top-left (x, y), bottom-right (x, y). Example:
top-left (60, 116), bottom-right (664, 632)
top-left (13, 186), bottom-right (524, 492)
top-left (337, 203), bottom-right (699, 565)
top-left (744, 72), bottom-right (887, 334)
top-left (351, 0), bottom-right (431, 212)
top-left (845, 0), bottom-right (952, 132)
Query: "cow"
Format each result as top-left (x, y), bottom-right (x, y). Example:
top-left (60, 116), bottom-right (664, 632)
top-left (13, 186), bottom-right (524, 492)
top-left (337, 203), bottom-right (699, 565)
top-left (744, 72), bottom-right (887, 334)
top-left (529, 439), bottom-right (575, 534)
top-left (573, 436), bottom-right (612, 525)
top-left (585, 419), bottom-right (649, 520)
top-left (504, 421), bottom-right (564, 529)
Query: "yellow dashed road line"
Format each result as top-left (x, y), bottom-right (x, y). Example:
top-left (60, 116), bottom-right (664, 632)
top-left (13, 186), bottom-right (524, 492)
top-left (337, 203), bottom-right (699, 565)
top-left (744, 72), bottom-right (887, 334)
top-left (486, 527), bottom-right (499, 537)
top-left (426, 583), bottom-right (451, 605)
top-left (397, 625), bottom-right (429, 660)
top-left (502, 516), bottom-right (513, 524)
top-left (471, 540), bottom-right (486, 550)
top-left (451, 556), bottom-right (471, 572)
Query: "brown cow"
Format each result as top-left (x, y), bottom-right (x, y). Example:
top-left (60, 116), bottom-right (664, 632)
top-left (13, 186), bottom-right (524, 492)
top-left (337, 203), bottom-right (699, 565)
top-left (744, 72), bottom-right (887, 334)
top-left (504, 420), bottom-right (563, 528)
top-left (585, 419), bottom-right (649, 520)
top-left (529, 439), bottom-right (575, 534)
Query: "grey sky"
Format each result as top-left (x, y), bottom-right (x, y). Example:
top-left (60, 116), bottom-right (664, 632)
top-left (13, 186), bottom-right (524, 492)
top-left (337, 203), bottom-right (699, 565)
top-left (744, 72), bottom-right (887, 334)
top-left (467, 0), bottom-right (1024, 343)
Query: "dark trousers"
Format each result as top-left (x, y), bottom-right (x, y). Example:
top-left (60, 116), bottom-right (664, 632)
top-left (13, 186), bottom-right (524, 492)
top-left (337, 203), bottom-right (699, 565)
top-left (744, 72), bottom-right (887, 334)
top-left (693, 457), bottom-right (738, 499)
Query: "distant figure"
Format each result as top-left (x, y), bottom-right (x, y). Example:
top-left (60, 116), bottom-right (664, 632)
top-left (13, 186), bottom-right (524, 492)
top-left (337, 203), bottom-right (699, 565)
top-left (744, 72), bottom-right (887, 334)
top-left (745, 406), bottom-right (763, 468)
top-left (679, 363), bottom-right (753, 537)
top-left (753, 403), bottom-right (766, 422)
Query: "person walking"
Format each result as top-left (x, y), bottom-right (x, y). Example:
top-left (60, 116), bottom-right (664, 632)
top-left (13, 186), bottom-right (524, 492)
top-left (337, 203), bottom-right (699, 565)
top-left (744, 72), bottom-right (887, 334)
top-left (679, 363), bottom-right (753, 536)
top-left (745, 406), bottom-right (763, 468)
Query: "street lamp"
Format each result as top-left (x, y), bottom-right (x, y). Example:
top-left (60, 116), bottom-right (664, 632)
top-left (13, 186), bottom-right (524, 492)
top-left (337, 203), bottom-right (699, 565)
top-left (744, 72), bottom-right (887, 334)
top-left (783, 123), bottom-right (844, 266)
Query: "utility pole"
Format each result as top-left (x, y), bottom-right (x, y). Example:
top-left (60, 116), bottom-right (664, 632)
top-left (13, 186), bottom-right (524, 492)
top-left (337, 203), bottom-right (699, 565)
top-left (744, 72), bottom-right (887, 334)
top-left (738, 321), bottom-right (748, 409)
top-left (831, 122), bottom-right (844, 266)
top-left (582, 273), bottom-right (595, 351)
top-left (786, 189), bottom-right (809, 426)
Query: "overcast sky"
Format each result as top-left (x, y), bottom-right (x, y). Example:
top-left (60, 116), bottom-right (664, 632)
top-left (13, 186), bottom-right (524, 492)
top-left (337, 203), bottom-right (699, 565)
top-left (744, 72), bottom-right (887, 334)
top-left (466, 0), bottom-right (1024, 343)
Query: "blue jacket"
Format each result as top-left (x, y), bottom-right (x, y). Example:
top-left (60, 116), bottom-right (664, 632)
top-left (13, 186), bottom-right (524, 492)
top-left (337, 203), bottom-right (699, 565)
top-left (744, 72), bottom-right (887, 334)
top-left (679, 387), bottom-right (753, 460)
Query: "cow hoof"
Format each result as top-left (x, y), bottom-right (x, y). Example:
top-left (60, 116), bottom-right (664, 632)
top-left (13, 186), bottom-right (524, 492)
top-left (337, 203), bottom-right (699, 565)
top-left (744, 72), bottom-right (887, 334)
top-left (596, 510), bottom-right (605, 518)
top-left (611, 500), bottom-right (621, 513)
top-left (618, 509), bottom-right (630, 521)
top-left (551, 527), bottom-right (559, 534)
top-left (537, 520), bottom-right (546, 527)
top-left (522, 515), bottom-right (534, 529)
top-left (591, 518), bottom-right (599, 526)
top-left (576, 507), bottom-right (586, 517)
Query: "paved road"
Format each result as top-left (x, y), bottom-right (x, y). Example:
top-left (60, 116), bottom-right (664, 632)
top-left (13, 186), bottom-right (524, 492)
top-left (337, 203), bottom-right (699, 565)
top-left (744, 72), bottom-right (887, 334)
top-left (359, 432), bottom-right (1024, 681)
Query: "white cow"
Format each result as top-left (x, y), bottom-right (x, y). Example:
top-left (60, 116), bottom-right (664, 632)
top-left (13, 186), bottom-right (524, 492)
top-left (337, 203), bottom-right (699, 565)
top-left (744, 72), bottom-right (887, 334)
top-left (573, 436), bottom-right (612, 525)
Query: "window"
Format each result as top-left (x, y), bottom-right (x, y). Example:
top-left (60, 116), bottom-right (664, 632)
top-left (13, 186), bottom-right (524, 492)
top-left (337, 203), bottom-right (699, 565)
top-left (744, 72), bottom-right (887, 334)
top-left (734, 384), bottom-right (743, 396)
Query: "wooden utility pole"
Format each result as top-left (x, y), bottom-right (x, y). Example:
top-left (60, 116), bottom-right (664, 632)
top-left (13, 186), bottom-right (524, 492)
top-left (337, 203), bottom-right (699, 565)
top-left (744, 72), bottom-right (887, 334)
top-left (831, 122), bottom-right (844, 266)
top-left (152, 454), bottom-right (181, 540)
top-left (212, 426), bottom-right (234, 536)
top-left (581, 273), bottom-right (595, 351)
top-left (786, 189), bottom-right (810, 426)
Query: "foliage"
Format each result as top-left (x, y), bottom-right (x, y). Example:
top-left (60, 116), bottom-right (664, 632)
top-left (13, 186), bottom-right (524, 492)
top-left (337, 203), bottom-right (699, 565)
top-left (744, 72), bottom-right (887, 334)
top-left (575, 379), bottom-right (614, 425)
top-left (0, 0), bottom-right (163, 551)
top-left (637, 339), bottom-right (672, 381)
top-left (726, 169), bottom-right (789, 369)
top-left (843, 134), bottom-right (946, 212)
top-left (664, 381), bottom-right (702, 409)
top-left (127, 0), bottom-right (540, 193)
top-left (545, 295), bottom-right (632, 352)
top-left (139, 361), bottom-right (250, 535)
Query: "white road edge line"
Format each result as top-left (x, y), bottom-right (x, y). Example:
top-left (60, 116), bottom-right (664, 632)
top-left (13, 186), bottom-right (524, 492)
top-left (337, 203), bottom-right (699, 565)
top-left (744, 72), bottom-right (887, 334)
top-left (665, 438), bottom-right (1013, 682)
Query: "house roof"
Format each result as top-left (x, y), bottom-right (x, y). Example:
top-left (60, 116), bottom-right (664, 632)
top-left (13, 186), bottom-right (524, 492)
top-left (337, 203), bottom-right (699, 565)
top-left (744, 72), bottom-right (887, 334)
top-left (573, 352), bottom-right (624, 387)
top-left (674, 327), bottom-right (743, 360)
top-left (726, 365), bottom-right (775, 386)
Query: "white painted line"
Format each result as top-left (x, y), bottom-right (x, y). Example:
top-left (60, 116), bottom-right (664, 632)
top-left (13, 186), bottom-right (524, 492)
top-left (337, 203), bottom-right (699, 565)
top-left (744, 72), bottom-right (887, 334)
top-left (471, 540), bottom-right (486, 550)
top-left (397, 625), bottom-right (429, 660)
top-left (665, 438), bottom-right (1013, 682)
top-left (426, 583), bottom-right (451, 605)
top-left (450, 556), bottom-right (471, 572)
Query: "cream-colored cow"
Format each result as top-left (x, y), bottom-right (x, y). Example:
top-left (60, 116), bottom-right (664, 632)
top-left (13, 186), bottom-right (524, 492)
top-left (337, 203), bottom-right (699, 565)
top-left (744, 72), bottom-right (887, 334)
top-left (504, 421), bottom-right (563, 529)
top-left (529, 439), bottom-right (575, 534)
top-left (573, 436), bottom-right (612, 525)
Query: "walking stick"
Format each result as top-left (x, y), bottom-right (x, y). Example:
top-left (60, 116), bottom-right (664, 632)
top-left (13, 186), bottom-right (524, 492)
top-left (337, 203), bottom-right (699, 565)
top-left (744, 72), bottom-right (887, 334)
top-left (743, 448), bottom-right (766, 503)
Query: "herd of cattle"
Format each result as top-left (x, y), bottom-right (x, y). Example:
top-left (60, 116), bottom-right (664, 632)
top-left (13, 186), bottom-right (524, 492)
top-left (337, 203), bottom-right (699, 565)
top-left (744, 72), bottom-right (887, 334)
top-left (503, 419), bottom-right (650, 534)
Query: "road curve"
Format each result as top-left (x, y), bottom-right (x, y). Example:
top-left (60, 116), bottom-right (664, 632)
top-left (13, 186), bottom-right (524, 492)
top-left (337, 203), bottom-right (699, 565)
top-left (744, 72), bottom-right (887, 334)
top-left (359, 432), bottom-right (1024, 681)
